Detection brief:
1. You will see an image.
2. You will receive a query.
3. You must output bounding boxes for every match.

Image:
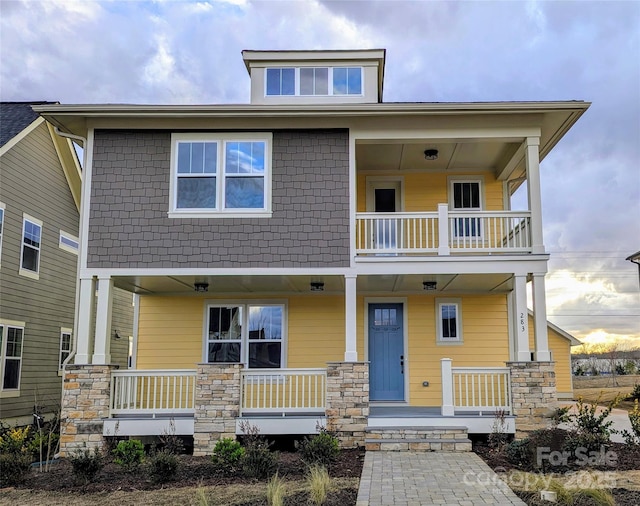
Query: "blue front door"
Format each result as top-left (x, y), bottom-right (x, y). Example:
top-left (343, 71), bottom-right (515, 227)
top-left (368, 303), bottom-right (404, 401)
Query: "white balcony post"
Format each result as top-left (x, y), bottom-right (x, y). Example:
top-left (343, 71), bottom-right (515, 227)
top-left (74, 277), bottom-right (95, 364)
top-left (344, 274), bottom-right (358, 362)
top-left (92, 276), bottom-right (113, 364)
top-left (437, 203), bottom-right (450, 255)
top-left (525, 137), bottom-right (545, 254)
top-left (514, 275), bottom-right (531, 361)
top-left (441, 358), bottom-right (454, 416)
top-left (532, 273), bottom-right (551, 361)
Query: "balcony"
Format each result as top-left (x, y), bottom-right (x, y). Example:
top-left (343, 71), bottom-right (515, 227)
top-left (356, 204), bottom-right (532, 256)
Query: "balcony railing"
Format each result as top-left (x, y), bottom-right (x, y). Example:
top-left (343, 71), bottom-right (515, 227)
top-left (110, 369), bottom-right (196, 417)
top-left (441, 359), bottom-right (512, 415)
top-left (240, 368), bottom-right (327, 416)
top-left (356, 205), bottom-right (532, 256)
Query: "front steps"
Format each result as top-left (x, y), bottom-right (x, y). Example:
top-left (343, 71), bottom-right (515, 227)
top-left (364, 426), bottom-right (472, 452)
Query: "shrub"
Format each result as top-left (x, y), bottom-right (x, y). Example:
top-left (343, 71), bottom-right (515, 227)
top-left (0, 425), bottom-right (31, 454)
top-left (211, 438), bottom-right (245, 475)
top-left (307, 465), bottom-right (331, 505)
top-left (622, 399), bottom-right (640, 445)
top-left (0, 452), bottom-right (32, 486)
top-left (505, 438), bottom-right (533, 469)
top-left (147, 449), bottom-right (179, 483)
top-left (296, 429), bottom-right (340, 467)
top-left (113, 439), bottom-right (145, 471)
top-left (568, 395), bottom-right (618, 442)
top-left (627, 383), bottom-right (640, 402)
top-left (239, 421), bottom-right (277, 480)
top-left (487, 409), bottom-right (509, 449)
top-left (158, 419), bottom-right (185, 455)
top-left (69, 447), bottom-right (103, 485)
top-left (266, 473), bottom-right (286, 506)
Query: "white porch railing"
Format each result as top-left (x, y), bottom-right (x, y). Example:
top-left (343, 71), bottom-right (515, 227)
top-left (356, 205), bottom-right (532, 255)
top-left (110, 369), bottom-right (196, 417)
top-left (441, 359), bottom-right (512, 416)
top-left (240, 368), bottom-right (327, 416)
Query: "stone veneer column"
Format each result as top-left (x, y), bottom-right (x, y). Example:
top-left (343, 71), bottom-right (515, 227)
top-left (60, 364), bottom-right (116, 457)
top-left (193, 363), bottom-right (243, 456)
top-left (325, 362), bottom-right (369, 448)
top-left (507, 361), bottom-right (557, 438)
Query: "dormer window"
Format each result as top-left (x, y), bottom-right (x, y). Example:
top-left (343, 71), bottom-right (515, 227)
top-left (264, 67), bottom-right (363, 97)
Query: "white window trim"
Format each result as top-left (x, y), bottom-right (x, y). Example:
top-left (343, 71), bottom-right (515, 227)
top-left (169, 132), bottom-right (273, 219)
top-left (0, 202), bottom-right (5, 265)
top-left (264, 66), bottom-right (364, 97)
top-left (202, 299), bottom-right (287, 368)
top-left (447, 176), bottom-right (485, 211)
top-left (59, 230), bottom-right (79, 255)
top-left (436, 298), bottom-right (463, 345)
top-left (59, 327), bottom-right (73, 372)
top-left (19, 213), bottom-right (43, 280)
top-left (0, 319), bottom-right (26, 396)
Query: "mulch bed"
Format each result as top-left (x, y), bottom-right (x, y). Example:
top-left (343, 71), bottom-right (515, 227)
top-left (16, 448), bottom-right (365, 494)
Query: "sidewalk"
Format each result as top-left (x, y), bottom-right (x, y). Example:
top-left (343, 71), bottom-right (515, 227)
top-left (356, 452), bottom-right (525, 506)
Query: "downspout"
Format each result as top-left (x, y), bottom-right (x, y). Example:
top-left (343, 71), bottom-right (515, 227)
top-left (54, 126), bottom-right (87, 371)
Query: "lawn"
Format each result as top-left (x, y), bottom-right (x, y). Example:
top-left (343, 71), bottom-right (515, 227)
top-left (573, 374), bottom-right (640, 410)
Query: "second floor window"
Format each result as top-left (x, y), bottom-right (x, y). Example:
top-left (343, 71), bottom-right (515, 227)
top-left (21, 215), bottom-right (42, 274)
top-left (170, 133), bottom-right (272, 218)
top-left (265, 67), bottom-right (363, 96)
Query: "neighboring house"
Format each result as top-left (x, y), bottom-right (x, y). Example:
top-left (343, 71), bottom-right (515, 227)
top-left (35, 49), bottom-right (590, 455)
top-left (527, 312), bottom-right (582, 399)
top-left (0, 102), bottom-right (133, 427)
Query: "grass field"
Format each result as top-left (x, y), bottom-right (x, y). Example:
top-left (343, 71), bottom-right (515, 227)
top-left (573, 374), bottom-right (640, 410)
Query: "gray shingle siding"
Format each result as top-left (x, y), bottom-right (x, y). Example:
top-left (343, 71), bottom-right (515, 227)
top-left (87, 130), bottom-right (350, 268)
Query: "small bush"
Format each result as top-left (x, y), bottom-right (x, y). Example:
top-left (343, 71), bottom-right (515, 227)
top-left (296, 429), bottom-right (340, 467)
top-left (505, 438), bottom-right (533, 469)
top-left (147, 449), bottom-right (179, 483)
top-left (266, 473), bottom-right (286, 506)
top-left (211, 438), bottom-right (245, 475)
top-left (627, 383), bottom-right (640, 401)
top-left (113, 439), bottom-right (145, 471)
top-left (158, 419), bottom-right (185, 455)
top-left (0, 425), bottom-right (31, 454)
top-left (69, 447), bottom-right (103, 485)
top-left (0, 452), bottom-right (32, 486)
top-left (568, 395), bottom-right (618, 443)
top-left (622, 399), bottom-right (640, 445)
top-left (242, 441), bottom-right (278, 479)
top-left (307, 465), bottom-right (331, 505)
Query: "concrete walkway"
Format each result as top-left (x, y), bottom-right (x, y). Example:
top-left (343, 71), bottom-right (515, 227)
top-left (356, 452), bottom-right (525, 506)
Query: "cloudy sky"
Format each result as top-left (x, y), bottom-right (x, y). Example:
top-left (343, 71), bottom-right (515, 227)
top-left (1, 0), bottom-right (638, 348)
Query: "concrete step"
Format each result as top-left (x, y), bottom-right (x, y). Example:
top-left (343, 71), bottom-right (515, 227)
top-left (364, 425), bottom-right (471, 452)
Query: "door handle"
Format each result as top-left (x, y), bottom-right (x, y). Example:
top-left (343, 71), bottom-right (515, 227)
top-left (400, 355), bottom-right (404, 374)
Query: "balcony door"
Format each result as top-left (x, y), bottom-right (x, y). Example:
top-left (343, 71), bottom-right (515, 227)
top-left (366, 178), bottom-right (403, 252)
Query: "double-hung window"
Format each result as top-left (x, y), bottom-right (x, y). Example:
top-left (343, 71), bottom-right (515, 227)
top-left (170, 133), bottom-right (272, 218)
top-left (206, 302), bottom-right (285, 368)
top-left (59, 328), bottom-right (72, 370)
top-left (436, 299), bottom-right (462, 344)
top-left (0, 322), bottom-right (25, 393)
top-left (20, 214), bottom-right (42, 278)
top-left (450, 179), bottom-right (483, 238)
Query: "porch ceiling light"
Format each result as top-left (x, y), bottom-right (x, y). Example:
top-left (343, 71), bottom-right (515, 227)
top-left (424, 149), bottom-right (438, 160)
top-left (310, 282), bottom-right (325, 292)
top-left (423, 281), bottom-right (437, 291)
top-left (194, 282), bottom-right (209, 292)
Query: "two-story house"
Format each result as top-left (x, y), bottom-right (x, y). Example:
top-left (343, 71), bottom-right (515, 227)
top-left (35, 50), bottom-right (589, 455)
top-left (0, 102), bottom-right (134, 428)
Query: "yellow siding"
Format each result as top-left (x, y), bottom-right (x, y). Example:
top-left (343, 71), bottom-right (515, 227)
top-left (528, 316), bottom-right (573, 395)
top-left (407, 294), bottom-right (509, 406)
top-left (357, 171), bottom-right (504, 212)
top-left (136, 293), bottom-right (512, 407)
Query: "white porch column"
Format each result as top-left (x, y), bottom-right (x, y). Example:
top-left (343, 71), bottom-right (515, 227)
top-left (531, 273), bottom-right (551, 361)
top-left (437, 203), bottom-right (450, 255)
top-left (525, 137), bottom-right (545, 254)
top-left (441, 358), bottom-right (454, 416)
top-left (514, 275), bottom-right (531, 361)
top-left (74, 277), bottom-right (95, 364)
top-left (92, 276), bottom-right (113, 364)
top-left (344, 274), bottom-right (358, 362)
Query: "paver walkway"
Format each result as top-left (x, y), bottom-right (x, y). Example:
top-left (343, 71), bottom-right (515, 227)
top-left (356, 452), bottom-right (526, 505)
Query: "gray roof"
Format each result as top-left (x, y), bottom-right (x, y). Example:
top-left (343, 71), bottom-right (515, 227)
top-left (0, 102), bottom-right (56, 147)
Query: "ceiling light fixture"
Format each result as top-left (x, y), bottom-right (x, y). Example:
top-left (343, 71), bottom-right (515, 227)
top-left (424, 149), bottom-right (439, 160)
top-left (194, 282), bottom-right (209, 293)
top-left (310, 282), bottom-right (325, 292)
top-left (423, 281), bottom-right (437, 291)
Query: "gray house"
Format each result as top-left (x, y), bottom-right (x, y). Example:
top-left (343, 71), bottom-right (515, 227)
top-left (0, 102), bottom-right (133, 426)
